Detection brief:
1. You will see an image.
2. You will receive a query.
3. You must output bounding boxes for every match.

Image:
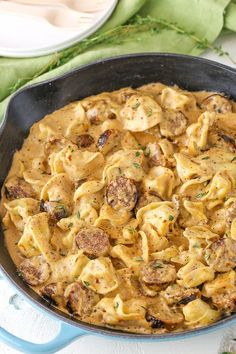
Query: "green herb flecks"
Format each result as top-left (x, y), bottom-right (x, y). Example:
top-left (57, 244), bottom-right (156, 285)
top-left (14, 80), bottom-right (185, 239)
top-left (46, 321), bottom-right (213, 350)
top-left (83, 281), bottom-right (90, 288)
top-left (135, 151), bottom-right (141, 157)
top-left (169, 215), bottom-right (174, 221)
top-left (195, 192), bottom-right (207, 199)
top-left (132, 101), bottom-right (141, 109)
top-left (114, 302), bottom-right (119, 310)
top-left (133, 162), bottom-right (140, 168)
top-left (153, 262), bottom-right (164, 268)
top-left (231, 156), bottom-right (236, 162)
top-left (77, 211), bottom-right (81, 219)
top-left (133, 257), bottom-right (144, 262)
top-left (201, 156), bottom-right (209, 160)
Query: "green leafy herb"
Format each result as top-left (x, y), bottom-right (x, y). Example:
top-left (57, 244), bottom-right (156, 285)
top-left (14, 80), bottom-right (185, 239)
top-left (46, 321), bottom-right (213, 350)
top-left (8, 12), bottom-right (235, 97)
top-left (153, 262), bottom-right (163, 268)
top-left (135, 151), bottom-right (141, 157)
top-left (202, 156), bottom-right (209, 160)
top-left (114, 302), bottom-right (119, 310)
top-left (205, 254), bottom-right (210, 261)
top-left (147, 108), bottom-right (153, 117)
top-left (68, 222), bottom-right (73, 228)
top-left (132, 101), bottom-right (140, 109)
top-left (195, 192), bottom-right (207, 199)
top-left (83, 281), bottom-right (90, 288)
top-left (169, 215), bottom-right (174, 221)
top-left (77, 211), bottom-right (81, 219)
top-left (127, 227), bottom-right (136, 234)
top-left (133, 257), bottom-right (144, 262)
top-left (193, 243), bottom-right (200, 248)
top-left (133, 162), bottom-right (140, 168)
top-left (231, 156), bottom-right (236, 162)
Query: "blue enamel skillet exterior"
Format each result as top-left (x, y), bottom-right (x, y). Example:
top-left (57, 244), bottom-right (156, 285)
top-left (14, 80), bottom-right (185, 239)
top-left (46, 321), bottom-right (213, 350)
top-left (1, 54), bottom-right (236, 353)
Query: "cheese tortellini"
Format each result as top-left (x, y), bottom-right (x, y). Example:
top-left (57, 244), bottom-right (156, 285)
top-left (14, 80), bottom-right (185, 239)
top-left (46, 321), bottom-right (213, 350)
top-left (1, 83), bottom-right (236, 335)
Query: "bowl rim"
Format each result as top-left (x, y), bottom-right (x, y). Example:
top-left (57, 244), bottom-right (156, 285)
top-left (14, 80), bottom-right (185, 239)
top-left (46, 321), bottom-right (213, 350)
top-left (2, 52), bottom-right (236, 339)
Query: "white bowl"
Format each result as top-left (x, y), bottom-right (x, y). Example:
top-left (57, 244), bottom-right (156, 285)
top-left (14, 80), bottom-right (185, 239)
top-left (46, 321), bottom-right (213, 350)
top-left (0, 0), bottom-right (118, 57)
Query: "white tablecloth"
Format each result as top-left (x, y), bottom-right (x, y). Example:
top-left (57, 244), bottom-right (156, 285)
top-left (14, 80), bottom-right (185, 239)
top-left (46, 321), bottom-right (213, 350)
top-left (1, 33), bottom-right (236, 354)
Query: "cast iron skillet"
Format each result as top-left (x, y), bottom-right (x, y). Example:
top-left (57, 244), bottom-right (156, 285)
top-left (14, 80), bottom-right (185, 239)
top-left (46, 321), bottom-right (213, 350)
top-left (1, 53), bottom-right (236, 353)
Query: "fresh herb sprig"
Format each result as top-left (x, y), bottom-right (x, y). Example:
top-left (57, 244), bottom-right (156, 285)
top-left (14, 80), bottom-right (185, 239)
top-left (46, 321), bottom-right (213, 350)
top-left (9, 15), bottom-right (235, 94)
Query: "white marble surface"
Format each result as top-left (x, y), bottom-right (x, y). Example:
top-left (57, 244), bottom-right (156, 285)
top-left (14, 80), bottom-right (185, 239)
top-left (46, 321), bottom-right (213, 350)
top-left (1, 33), bottom-right (236, 354)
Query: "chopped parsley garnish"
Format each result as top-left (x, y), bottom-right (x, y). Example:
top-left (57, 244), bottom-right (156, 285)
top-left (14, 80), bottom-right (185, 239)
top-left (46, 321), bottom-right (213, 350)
top-left (231, 156), bottom-right (236, 162)
top-left (77, 211), bottom-right (81, 219)
top-left (193, 243), bottom-right (200, 248)
top-left (83, 281), bottom-right (90, 288)
top-left (147, 108), bottom-right (153, 117)
top-left (68, 223), bottom-right (73, 228)
top-left (153, 262), bottom-right (163, 268)
top-left (195, 192), bottom-right (207, 199)
top-left (135, 151), bottom-right (141, 157)
top-left (202, 156), bottom-right (210, 160)
top-left (114, 302), bottom-right (119, 310)
top-left (205, 254), bottom-right (210, 261)
top-left (169, 215), bottom-right (174, 221)
top-left (133, 257), bottom-right (144, 262)
top-left (132, 102), bottom-right (140, 110)
top-left (127, 227), bottom-right (136, 234)
top-left (133, 162), bottom-right (140, 169)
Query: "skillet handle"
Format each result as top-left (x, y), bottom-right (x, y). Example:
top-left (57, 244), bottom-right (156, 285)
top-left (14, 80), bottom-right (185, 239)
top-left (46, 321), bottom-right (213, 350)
top-left (0, 321), bottom-right (87, 354)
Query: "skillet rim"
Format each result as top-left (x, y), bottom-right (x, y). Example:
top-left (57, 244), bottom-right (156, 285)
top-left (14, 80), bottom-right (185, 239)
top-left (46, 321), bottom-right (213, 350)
top-left (1, 52), bottom-right (236, 339)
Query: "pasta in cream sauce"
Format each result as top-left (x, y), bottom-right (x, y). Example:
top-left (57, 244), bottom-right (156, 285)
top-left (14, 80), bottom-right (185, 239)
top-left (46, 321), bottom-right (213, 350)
top-left (1, 82), bottom-right (236, 334)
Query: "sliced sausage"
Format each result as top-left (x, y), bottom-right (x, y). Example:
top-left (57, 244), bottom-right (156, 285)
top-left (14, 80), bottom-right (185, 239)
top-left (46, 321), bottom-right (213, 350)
top-left (40, 282), bottom-right (66, 306)
top-left (76, 134), bottom-right (94, 149)
top-left (145, 143), bottom-right (165, 167)
top-left (140, 260), bottom-right (177, 285)
top-left (65, 281), bottom-right (99, 317)
top-left (162, 284), bottom-right (200, 305)
top-left (160, 110), bottom-right (187, 138)
top-left (147, 298), bottom-right (184, 325)
top-left (106, 176), bottom-right (138, 211)
top-left (44, 137), bottom-right (69, 156)
top-left (201, 94), bottom-right (232, 114)
top-left (225, 202), bottom-right (236, 227)
top-left (135, 192), bottom-right (161, 213)
top-left (211, 292), bottom-right (236, 313)
top-left (5, 178), bottom-right (35, 200)
top-left (40, 200), bottom-right (69, 222)
top-left (97, 129), bottom-right (120, 154)
top-left (18, 256), bottom-right (50, 286)
top-left (145, 313), bottom-right (165, 329)
top-left (85, 100), bottom-right (116, 125)
top-left (205, 238), bottom-right (236, 272)
top-left (75, 227), bottom-right (110, 257)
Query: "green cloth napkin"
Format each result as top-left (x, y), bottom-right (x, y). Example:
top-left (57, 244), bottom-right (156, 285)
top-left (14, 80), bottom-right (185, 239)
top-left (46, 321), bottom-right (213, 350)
top-left (0, 0), bottom-right (235, 121)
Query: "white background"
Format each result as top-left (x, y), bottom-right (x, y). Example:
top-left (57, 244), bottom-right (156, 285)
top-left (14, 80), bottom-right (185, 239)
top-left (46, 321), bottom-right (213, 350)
top-left (1, 34), bottom-right (236, 354)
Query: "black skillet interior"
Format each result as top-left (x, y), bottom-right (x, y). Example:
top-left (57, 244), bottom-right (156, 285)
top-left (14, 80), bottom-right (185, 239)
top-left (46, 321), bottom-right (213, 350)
top-left (1, 53), bottom-right (236, 339)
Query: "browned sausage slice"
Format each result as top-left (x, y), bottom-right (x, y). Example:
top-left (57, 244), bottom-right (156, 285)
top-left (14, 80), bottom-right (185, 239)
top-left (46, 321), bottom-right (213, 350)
top-left (65, 281), bottom-right (99, 316)
top-left (106, 176), bottom-right (138, 211)
top-left (160, 110), bottom-right (187, 138)
top-left (5, 178), bottom-right (35, 200)
top-left (201, 94), bottom-right (232, 113)
top-left (18, 256), bottom-right (51, 286)
top-left (40, 200), bottom-right (69, 222)
top-left (76, 134), bottom-right (94, 149)
top-left (141, 260), bottom-right (177, 285)
top-left (75, 227), bottom-right (110, 257)
top-left (205, 238), bottom-right (236, 272)
top-left (97, 129), bottom-right (120, 154)
top-left (40, 282), bottom-right (66, 306)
